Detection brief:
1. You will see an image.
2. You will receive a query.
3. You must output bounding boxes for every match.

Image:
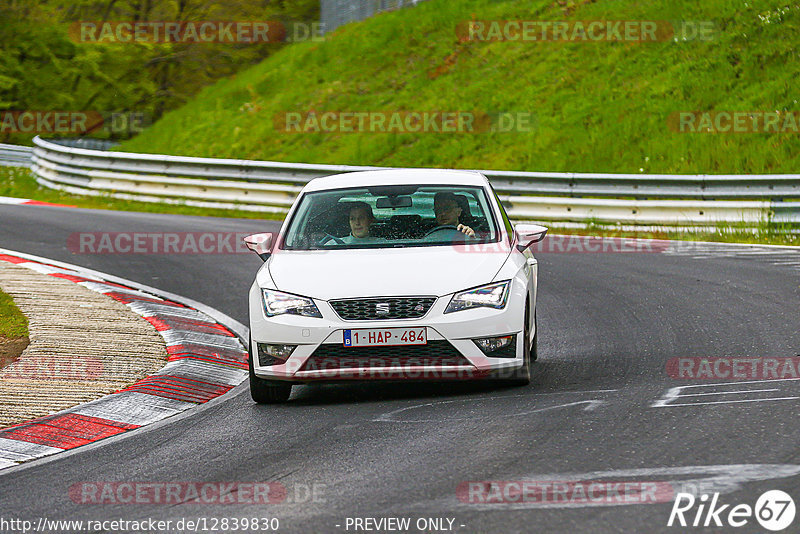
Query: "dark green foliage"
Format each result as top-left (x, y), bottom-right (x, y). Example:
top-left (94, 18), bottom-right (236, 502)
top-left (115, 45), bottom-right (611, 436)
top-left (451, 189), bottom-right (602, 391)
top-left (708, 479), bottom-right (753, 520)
top-left (0, 0), bottom-right (320, 144)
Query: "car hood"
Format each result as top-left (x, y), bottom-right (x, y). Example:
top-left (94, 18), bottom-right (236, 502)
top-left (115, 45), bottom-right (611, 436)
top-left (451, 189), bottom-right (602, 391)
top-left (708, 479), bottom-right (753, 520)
top-left (265, 246), bottom-right (510, 300)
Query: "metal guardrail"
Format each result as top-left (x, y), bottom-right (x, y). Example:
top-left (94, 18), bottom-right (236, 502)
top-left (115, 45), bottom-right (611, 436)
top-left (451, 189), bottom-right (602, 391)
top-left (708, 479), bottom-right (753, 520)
top-left (0, 139), bottom-right (117, 168)
top-left (49, 138), bottom-right (119, 151)
top-left (24, 136), bottom-right (800, 225)
top-left (0, 144), bottom-right (33, 168)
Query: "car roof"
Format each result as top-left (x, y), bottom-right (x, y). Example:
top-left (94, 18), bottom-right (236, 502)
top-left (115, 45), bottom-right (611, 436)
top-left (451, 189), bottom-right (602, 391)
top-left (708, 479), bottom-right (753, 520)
top-left (302, 169), bottom-right (489, 192)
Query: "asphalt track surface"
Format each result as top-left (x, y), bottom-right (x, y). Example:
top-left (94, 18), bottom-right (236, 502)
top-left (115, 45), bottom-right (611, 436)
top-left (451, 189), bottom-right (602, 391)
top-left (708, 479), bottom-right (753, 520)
top-left (0, 204), bottom-right (799, 533)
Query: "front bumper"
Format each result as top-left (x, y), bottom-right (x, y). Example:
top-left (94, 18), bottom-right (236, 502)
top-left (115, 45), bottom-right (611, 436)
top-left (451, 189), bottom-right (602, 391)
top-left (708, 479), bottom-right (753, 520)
top-left (248, 283), bottom-right (529, 382)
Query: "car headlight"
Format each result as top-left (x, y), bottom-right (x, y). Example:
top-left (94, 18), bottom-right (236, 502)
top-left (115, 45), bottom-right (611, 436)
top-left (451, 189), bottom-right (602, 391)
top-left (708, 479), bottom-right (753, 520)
top-left (444, 281), bottom-right (510, 314)
top-left (262, 289), bottom-right (322, 318)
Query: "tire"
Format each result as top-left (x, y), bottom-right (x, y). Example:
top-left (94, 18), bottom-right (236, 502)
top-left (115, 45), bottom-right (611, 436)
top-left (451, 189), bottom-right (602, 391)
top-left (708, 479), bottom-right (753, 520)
top-left (248, 341), bottom-right (292, 404)
top-left (530, 311), bottom-right (538, 362)
top-left (503, 300), bottom-right (532, 386)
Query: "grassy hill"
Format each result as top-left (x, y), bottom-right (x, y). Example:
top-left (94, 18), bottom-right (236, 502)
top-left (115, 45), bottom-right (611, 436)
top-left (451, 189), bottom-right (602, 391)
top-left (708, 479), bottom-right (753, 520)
top-left (121, 0), bottom-right (800, 175)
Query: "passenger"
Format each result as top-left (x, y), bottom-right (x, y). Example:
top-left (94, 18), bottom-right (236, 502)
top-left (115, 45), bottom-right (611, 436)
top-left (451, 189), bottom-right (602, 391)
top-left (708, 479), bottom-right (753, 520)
top-left (339, 202), bottom-right (385, 244)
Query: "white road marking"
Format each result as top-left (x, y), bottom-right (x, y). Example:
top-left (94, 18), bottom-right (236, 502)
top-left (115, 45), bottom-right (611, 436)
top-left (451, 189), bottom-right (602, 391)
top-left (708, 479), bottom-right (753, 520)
top-left (678, 388), bottom-right (779, 397)
top-left (732, 251), bottom-right (788, 255)
top-left (657, 397), bottom-right (799, 407)
top-left (374, 391), bottom-right (615, 423)
top-left (652, 378), bottom-right (800, 407)
top-left (666, 243), bottom-right (800, 277)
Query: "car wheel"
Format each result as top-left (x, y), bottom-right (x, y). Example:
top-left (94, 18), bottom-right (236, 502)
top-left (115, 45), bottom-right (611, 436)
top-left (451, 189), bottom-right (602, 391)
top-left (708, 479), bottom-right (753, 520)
top-left (530, 310), bottom-right (538, 362)
top-left (504, 300), bottom-right (532, 386)
top-left (248, 341), bottom-right (292, 403)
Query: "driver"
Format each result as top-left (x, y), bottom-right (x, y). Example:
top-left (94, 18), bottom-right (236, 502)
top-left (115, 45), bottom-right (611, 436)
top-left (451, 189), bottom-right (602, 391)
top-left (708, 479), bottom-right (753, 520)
top-left (428, 192), bottom-right (475, 238)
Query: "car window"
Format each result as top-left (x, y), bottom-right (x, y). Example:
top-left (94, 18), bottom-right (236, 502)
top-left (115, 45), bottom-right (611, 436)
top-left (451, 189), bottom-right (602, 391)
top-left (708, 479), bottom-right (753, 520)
top-left (282, 184), bottom-right (499, 250)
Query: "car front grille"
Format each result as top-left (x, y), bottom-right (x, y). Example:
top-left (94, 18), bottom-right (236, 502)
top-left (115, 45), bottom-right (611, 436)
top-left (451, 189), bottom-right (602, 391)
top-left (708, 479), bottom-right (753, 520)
top-left (299, 341), bottom-right (470, 371)
top-left (330, 297), bottom-right (436, 321)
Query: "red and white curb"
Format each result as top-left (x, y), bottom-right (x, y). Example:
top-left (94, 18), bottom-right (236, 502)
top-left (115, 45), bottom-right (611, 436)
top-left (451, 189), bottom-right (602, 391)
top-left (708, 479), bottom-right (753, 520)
top-left (0, 251), bottom-right (249, 471)
top-left (0, 196), bottom-right (75, 208)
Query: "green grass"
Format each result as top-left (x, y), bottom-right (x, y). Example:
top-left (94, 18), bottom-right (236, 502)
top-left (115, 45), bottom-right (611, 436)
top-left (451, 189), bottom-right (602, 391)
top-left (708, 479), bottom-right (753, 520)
top-left (0, 289), bottom-right (28, 339)
top-left (547, 222), bottom-right (800, 247)
top-left (0, 166), bottom-right (282, 220)
top-left (120, 0), bottom-right (800, 175)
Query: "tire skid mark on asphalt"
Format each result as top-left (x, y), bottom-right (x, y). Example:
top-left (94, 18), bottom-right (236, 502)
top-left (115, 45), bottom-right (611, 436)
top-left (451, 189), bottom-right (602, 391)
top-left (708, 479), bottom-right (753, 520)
top-left (0, 253), bottom-right (248, 470)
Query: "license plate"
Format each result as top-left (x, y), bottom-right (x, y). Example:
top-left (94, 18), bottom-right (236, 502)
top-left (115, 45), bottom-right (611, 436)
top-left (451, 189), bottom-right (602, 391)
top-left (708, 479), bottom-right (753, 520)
top-left (343, 327), bottom-right (427, 347)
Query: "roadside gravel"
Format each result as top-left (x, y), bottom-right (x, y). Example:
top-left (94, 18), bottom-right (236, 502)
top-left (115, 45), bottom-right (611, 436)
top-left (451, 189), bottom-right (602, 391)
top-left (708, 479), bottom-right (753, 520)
top-left (0, 262), bottom-right (167, 427)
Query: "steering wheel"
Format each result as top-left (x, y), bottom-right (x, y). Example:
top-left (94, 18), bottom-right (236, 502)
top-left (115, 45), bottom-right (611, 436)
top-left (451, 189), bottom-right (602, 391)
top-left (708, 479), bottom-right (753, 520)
top-left (318, 234), bottom-right (345, 246)
top-left (424, 225), bottom-right (460, 238)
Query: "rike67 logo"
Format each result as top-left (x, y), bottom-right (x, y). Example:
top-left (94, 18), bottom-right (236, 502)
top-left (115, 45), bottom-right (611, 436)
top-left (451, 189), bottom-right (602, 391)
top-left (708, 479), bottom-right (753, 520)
top-left (668, 490), bottom-right (795, 531)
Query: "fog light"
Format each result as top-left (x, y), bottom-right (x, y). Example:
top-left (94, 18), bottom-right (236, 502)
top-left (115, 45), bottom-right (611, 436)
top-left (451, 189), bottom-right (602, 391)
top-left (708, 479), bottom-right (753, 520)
top-left (256, 343), bottom-right (296, 366)
top-left (472, 335), bottom-right (516, 358)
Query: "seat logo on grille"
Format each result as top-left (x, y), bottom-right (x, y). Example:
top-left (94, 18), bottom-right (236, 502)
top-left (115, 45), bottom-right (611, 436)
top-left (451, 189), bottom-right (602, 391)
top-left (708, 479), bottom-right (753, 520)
top-left (375, 302), bottom-right (390, 315)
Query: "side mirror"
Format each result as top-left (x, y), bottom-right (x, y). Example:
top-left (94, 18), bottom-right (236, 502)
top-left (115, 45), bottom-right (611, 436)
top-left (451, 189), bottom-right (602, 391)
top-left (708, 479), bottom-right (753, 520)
top-left (243, 233), bottom-right (274, 262)
top-left (514, 224), bottom-right (548, 251)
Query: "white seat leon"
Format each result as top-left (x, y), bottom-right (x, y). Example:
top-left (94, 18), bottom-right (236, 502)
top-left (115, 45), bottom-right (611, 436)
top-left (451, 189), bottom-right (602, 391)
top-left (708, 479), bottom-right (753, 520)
top-left (244, 169), bottom-right (546, 403)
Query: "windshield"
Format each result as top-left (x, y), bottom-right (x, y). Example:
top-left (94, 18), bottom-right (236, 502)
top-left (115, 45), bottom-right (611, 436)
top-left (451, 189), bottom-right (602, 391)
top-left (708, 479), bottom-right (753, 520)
top-left (282, 184), bottom-right (499, 250)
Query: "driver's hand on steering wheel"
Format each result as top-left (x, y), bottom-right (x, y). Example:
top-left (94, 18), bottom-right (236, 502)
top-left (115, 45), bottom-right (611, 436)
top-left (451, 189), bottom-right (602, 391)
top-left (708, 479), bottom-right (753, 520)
top-left (457, 224), bottom-right (475, 237)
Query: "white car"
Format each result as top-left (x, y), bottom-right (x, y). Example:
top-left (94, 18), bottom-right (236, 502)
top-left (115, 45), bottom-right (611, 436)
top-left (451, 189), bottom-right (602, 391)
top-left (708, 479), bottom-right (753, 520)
top-left (244, 169), bottom-right (547, 403)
